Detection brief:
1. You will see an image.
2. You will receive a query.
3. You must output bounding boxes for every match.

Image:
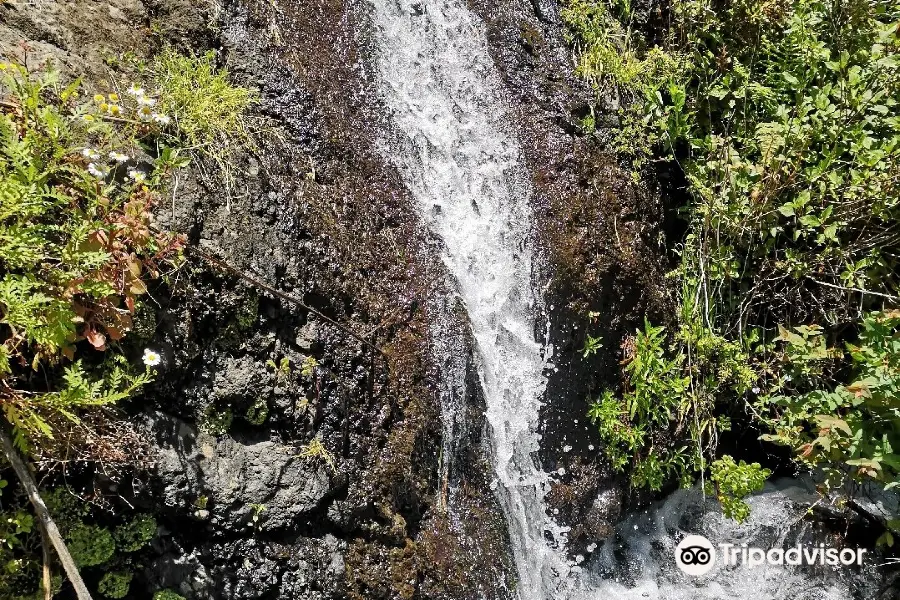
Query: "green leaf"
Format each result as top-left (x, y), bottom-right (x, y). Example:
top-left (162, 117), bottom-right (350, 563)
top-left (778, 203), bottom-right (795, 217)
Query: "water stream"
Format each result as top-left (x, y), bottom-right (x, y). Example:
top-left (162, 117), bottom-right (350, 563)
top-left (365, 0), bottom-right (571, 596)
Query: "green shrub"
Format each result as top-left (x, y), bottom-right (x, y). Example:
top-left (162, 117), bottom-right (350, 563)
top-left (114, 513), bottom-right (157, 552)
top-left (759, 311), bottom-right (900, 492)
top-left (0, 61), bottom-right (184, 449)
top-left (570, 0), bottom-right (900, 526)
top-left (98, 571), bottom-right (132, 599)
top-left (153, 591), bottom-right (187, 600)
top-left (707, 456), bottom-right (771, 522)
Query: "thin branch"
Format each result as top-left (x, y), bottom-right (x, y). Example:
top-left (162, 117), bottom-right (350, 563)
top-left (187, 246), bottom-right (385, 357)
top-left (805, 276), bottom-right (899, 303)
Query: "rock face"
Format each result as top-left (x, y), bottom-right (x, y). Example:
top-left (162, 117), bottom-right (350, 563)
top-left (152, 414), bottom-right (333, 532)
top-left (1, 0), bottom-right (669, 597)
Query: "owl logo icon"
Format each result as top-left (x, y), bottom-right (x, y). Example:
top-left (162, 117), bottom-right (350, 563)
top-left (675, 535), bottom-right (716, 576)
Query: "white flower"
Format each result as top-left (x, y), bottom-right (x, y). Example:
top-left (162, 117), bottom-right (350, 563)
top-left (142, 349), bottom-right (161, 367)
top-left (127, 169), bottom-right (146, 184)
top-left (109, 151), bottom-right (129, 163)
top-left (81, 148), bottom-right (100, 160)
top-left (152, 112), bottom-right (171, 126)
top-left (752, 386), bottom-right (761, 395)
top-left (87, 163), bottom-right (108, 179)
top-left (136, 95), bottom-right (156, 107)
top-left (128, 84), bottom-right (145, 97)
top-left (137, 106), bottom-right (153, 121)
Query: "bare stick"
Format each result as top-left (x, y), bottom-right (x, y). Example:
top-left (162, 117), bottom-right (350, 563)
top-left (0, 426), bottom-right (94, 600)
top-left (39, 522), bottom-right (52, 600)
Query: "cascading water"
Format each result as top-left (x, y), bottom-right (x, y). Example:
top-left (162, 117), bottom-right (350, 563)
top-left (363, 3), bottom-right (885, 600)
top-left (364, 0), bottom-right (573, 596)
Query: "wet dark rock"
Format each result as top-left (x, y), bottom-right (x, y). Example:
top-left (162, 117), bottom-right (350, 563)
top-left (152, 413), bottom-right (333, 533)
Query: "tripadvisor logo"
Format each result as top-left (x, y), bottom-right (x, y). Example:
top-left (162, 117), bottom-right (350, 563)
top-left (675, 534), bottom-right (867, 576)
top-left (675, 535), bottom-right (716, 576)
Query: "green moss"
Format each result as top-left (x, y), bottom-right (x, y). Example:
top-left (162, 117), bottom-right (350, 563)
top-left (98, 571), bottom-right (132, 599)
top-left (153, 591), bottom-right (186, 600)
top-left (235, 292), bottom-right (259, 331)
top-left (245, 397), bottom-right (269, 425)
top-left (67, 524), bottom-right (115, 568)
top-left (114, 514), bottom-right (157, 552)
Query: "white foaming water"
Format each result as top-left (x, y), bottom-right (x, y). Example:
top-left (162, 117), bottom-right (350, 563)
top-left (365, 0), bottom-right (573, 597)
top-left (579, 481), bottom-right (860, 600)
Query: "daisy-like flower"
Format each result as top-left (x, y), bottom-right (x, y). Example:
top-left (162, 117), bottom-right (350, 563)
top-left (108, 92), bottom-right (120, 102)
top-left (81, 148), bottom-right (101, 160)
top-left (136, 95), bottom-right (157, 107)
top-left (93, 93), bottom-right (105, 103)
top-left (142, 348), bottom-right (161, 367)
top-left (137, 106), bottom-right (153, 121)
top-left (127, 168), bottom-right (147, 184)
top-left (87, 163), bottom-right (109, 179)
top-left (152, 113), bottom-right (171, 126)
top-left (109, 151), bottom-right (129, 163)
top-left (127, 84), bottom-right (145, 97)
top-left (107, 104), bottom-right (122, 116)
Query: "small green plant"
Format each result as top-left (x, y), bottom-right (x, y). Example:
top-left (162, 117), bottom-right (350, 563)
top-left (98, 571), bottom-right (132, 599)
top-left (152, 47), bottom-right (256, 150)
top-left (202, 404), bottom-right (233, 436)
top-left (298, 437), bottom-right (336, 473)
top-left (706, 456), bottom-right (771, 522)
top-left (300, 355), bottom-right (318, 379)
top-left (249, 503), bottom-right (266, 527)
top-left (267, 356), bottom-right (292, 381)
top-left (245, 396), bottom-right (269, 425)
top-left (581, 331), bottom-right (603, 358)
top-left (153, 590), bottom-right (187, 600)
top-left (67, 523), bottom-right (115, 567)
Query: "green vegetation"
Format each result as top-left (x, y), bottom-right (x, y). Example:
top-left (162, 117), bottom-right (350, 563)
top-left (1, 488), bottom-right (156, 598)
top-left (152, 47), bottom-right (256, 151)
top-left (202, 403), bottom-right (234, 435)
top-left (245, 396), bottom-right (269, 425)
top-left (0, 48), bottom-right (255, 596)
top-left (0, 62), bottom-right (183, 450)
top-left (98, 571), bottom-right (132, 599)
top-left (298, 437), bottom-right (337, 473)
top-left (114, 514), bottom-right (158, 552)
top-left (153, 590), bottom-right (187, 600)
top-left (152, 47), bottom-right (257, 202)
top-left (567, 0), bottom-right (900, 529)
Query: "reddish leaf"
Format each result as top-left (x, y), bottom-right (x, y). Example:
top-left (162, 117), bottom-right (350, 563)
top-left (85, 328), bottom-right (107, 350)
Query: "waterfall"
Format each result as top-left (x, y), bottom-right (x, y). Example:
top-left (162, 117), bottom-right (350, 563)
top-left (364, 0), bottom-right (574, 597)
top-left (362, 3), bottom-right (877, 600)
